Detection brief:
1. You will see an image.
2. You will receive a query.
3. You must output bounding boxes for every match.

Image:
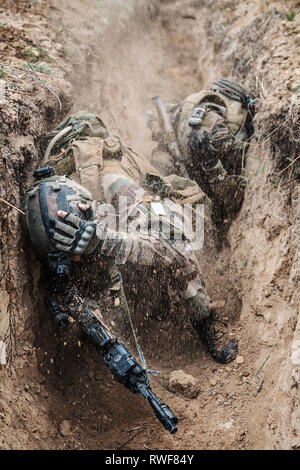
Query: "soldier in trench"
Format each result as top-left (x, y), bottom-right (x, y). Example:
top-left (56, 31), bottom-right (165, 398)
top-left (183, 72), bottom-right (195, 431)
top-left (24, 106), bottom-right (240, 365)
top-left (149, 78), bottom-right (255, 225)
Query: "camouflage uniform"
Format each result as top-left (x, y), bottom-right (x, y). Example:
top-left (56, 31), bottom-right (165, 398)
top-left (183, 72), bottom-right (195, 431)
top-left (43, 130), bottom-right (213, 319)
top-left (25, 112), bottom-right (238, 362)
top-left (150, 79), bottom-right (254, 220)
top-left (94, 173), bottom-right (210, 306)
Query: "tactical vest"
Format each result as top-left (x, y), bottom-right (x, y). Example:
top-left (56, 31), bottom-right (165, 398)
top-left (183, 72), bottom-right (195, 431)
top-left (177, 79), bottom-right (254, 182)
top-left (43, 112), bottom-right (211, 214)
top-left (174, 79), bottom-right (254, 216)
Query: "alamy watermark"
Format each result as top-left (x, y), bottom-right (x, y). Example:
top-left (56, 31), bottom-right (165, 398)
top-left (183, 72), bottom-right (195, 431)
top-left (93, 196), bottom-right (205, 251)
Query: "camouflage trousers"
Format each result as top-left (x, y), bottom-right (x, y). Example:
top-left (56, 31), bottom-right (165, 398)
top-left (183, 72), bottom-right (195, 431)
top-left (89, 172), bottom-right (211, 316)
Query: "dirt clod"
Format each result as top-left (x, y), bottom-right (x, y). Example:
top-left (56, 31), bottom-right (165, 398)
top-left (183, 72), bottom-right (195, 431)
top-left (168, 370), bottom-right (200, 398)
top-left (59, 420), bottom-right (72, 437)
top-left (236, 356), bottom-right (245, 365)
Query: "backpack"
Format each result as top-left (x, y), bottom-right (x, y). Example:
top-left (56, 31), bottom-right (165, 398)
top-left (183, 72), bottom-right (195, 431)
top-left (40, 110), bottom-right (213, 234)
top-left (42, 111), bottom-right (109, 165)
top-left (176, 78), bottom-right (255, 183)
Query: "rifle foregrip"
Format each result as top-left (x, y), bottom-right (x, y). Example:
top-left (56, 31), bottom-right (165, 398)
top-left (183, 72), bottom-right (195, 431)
top-left (101, 340), bottom-right (178, 434)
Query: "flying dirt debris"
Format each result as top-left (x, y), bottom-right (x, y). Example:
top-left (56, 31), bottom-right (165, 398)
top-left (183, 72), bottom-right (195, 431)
top-left (23, 98), bottom-right (245, 431)
top-left (22, 73), bottom-right (254, 435)
top-left (0, 0), bottom-right (300, 451)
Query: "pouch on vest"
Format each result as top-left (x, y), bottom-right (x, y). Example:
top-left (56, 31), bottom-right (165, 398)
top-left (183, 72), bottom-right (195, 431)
top-left (48, 135), bottom-right (125, 202)
top-left (177, 79), bottom-right (254, 181)
top-left (65, 138), bottom-right (104, 201)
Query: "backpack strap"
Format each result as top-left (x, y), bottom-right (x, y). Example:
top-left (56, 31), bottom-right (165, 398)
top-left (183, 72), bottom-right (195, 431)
top-left (42, 111), bottom-right (109, 164)
top-left (211, 78), bottom-right (255, 109)
top-left (42, 126), bottom-right (73, 165)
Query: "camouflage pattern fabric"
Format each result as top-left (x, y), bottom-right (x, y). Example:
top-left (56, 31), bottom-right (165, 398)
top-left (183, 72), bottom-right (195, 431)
top-left (42, 111), bottom-right (109, 164)
top-left (150, 79), bottom-right (254, 218)
top-left (89, 172), bottom-right (211, 313)
top-left (175, 80), bottom-right (253, 176)
top-left (37, 115), bottom-right (214, 319)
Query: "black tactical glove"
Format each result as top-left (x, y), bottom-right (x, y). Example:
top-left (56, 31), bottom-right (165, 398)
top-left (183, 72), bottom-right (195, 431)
top-left (50, 211), bottom-right (95, 255)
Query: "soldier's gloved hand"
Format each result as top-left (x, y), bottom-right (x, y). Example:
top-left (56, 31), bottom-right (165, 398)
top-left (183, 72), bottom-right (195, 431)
top-left (50, 207), bottom-right (95, 255)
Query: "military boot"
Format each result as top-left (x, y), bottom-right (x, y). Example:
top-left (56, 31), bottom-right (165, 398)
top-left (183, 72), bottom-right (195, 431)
top-left (185, 293), bottom-right (238, 363)
top-left (193, 310), bottom-right (238, 364)
top-left (191, 308), bottom-right (238, 364)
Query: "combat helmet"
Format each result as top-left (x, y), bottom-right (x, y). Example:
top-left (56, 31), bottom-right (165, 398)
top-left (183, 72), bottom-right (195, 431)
top-left (24, 167), bottom-right (94, 274)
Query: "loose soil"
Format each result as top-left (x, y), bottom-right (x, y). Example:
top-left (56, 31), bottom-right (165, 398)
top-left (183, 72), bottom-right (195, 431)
top-left (0, 0), bottom-right (299, 450)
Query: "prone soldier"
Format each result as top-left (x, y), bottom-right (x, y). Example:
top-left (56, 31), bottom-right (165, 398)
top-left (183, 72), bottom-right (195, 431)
top-left (150, 78), bottom-right (255, 223)
top-left (24, 110), bottom-right (238, 370)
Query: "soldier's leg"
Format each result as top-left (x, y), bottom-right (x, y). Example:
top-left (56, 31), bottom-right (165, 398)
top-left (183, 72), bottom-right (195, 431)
top-left (172, 254), bottom-right (238, 364)
top-left (99, 173), bottom-right (237, 362)
top-left (115, 236), bottom-right (238, 364)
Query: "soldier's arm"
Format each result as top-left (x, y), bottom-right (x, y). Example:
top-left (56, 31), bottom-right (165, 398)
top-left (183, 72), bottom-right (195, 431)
top-left (54, 204), bottom-right (196, 276)
top-left (52, 169), bottom-right (198, 273)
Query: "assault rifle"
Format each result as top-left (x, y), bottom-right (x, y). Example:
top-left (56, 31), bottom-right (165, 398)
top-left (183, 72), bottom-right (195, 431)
top-left (45, 295), bottom-right (178, 435)
top-left (152, 95), bottom-right (189, 179)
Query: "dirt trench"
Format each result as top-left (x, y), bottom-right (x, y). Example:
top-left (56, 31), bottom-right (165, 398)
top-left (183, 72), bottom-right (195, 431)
top-left (0, 0), bottom-right (299, 450)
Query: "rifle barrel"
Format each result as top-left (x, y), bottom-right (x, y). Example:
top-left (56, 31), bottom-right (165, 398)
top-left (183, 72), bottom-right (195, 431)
top-left (152, 96), bottom-right (189, 179)
top-left (136, 382), bottom-right (178, 434)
